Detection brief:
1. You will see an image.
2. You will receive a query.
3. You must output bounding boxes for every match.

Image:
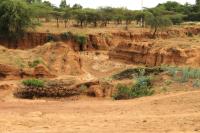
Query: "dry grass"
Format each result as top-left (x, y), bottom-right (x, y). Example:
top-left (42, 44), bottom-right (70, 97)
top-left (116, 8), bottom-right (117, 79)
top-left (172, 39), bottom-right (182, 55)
top-left (33, 20), bottom-right (149, 34)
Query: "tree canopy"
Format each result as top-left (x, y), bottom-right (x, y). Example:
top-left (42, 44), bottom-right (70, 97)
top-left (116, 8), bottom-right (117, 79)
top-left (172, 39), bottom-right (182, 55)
top-left (0, 0), bottom-right (33, 39)
top-left (0, 0), bottom-right (200, 40)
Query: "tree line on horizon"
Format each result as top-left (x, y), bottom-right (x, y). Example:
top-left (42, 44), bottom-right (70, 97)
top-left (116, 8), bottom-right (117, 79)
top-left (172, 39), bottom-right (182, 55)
top-left (0, 0), bottom-right (200, 39)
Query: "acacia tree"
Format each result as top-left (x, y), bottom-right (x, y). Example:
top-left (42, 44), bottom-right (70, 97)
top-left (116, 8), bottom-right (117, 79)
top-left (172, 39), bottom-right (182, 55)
top-left (63, 8), bottom-right (72, 28)
top-left (0, 0), bottom-right (33, 40)
top-left (145, 8), bottom-right (172, 38)
top-left (124, 10), bottom-right (135, 30)
top-left (73, 9), bottom-right (87, 27)
top-left (86, 9), bottom-right (100, 27)
top-left (51, 9), bottom-right (63, 28)
top-left (30, 3), bottom-right (53, 22)
top-left (60, 0), bottom-right (69, 8)
top-left (98, 7), bottom-right (114, 27)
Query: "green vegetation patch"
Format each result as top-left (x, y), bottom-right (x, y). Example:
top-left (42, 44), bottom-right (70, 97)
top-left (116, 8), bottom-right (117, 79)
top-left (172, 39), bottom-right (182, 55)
top-left (112, 67), bottom-right (164, 80)
top-left (113, 76), bottom-right (154, 100)
top-left (163, 66), bottom-right (200, 83)
top-left (22, 79), bottom-right (45, 88)
top-left (28, 59), bottom-right (44, 68)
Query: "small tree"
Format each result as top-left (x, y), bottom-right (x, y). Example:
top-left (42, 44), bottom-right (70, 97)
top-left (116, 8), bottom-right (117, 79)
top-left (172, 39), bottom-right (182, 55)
top-left (145, 8), bottom-right (172, 38)
top-left (124, 10), bottom-right (135, 30)
top-left (51, 9), bottom-right (63, 28)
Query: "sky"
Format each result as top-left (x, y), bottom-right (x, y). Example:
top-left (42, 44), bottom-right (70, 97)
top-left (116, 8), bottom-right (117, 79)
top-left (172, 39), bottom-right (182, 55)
top-left (46, 0), bottom-right (196, 10)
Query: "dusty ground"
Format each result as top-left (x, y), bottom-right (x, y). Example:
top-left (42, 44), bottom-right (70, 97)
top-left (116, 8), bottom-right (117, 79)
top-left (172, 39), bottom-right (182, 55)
top-left (0, 90), bottom-right (200, 133)
top-left (1, 24), bottom-right (200, 132)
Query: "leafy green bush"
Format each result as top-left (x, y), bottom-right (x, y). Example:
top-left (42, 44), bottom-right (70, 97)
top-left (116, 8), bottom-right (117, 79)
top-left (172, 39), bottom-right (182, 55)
top-left (113, 76), bottom-right (154, 100)
top-left (22, 79), bottom-right (44, 88)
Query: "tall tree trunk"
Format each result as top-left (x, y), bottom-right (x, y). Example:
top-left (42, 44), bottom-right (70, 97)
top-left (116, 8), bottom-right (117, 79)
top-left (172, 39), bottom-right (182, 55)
top-left (56, 18), bottom-right (59, 28)
top-left (125, 20), bottom-right (128, 30)
top-left (94, 21), bottom-right (97, 27)
top-left (80, 21), bottom-right (83, 27)
top-left (64, 19), bottom-right (67, 28)
top-left (152, 26), bottom-right (158, 38)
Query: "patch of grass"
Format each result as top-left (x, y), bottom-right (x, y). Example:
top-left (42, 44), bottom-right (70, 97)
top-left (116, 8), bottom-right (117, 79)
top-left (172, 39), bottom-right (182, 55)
top-left (22, 79), bottom-right (45, 88)
top-left (113, 76), bottom-right (154, 100)
top-left (163, 66), bottom-right (200, 83)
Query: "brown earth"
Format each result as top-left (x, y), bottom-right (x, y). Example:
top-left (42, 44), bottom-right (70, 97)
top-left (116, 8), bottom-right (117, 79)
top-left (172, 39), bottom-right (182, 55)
top-left (0, 90), bottom-right (200, 133)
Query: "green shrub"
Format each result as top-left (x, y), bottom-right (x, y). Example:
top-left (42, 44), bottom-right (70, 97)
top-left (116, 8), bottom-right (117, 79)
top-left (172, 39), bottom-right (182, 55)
top-left (112, 84), bottom-right (132, 100)
top-left (74, 35), bottom-right (87, 48)
top-left (22, 79), bottom-right (44, 88)
top-left (60, 32), bottom-right (73, 40)
top-left (47, 33), bottom-right (55, 42)
top-left (132, 76), bottom-right (154, 98)
top-left (28, 59), bottom-right (43, 68)
top-left (113, 76), bottom-right (154, 100)
top-left (193, 79), bottom-right (200, 88)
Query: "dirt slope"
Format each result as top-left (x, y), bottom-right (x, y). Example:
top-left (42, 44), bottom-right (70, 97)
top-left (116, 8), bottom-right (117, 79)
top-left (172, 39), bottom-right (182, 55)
top-left (0, 90), bottom-right (200, 133)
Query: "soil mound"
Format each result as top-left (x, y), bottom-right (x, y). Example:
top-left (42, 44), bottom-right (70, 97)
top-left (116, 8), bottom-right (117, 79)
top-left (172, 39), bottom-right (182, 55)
top-left (0, 42), bottom-right (83, 80)
top-left (32, 42), bottom-right (83, 76)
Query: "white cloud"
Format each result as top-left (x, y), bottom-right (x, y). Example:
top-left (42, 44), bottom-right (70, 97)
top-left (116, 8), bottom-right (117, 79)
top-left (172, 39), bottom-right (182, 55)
top-left (46, 0), bottom-right (195, 10)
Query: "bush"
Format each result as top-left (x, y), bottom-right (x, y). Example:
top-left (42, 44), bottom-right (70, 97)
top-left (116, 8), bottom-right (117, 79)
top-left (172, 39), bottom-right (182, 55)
top-left (74, 35), bottom-right (87, 47)
top-left (112, 84), bottom-right (132, 100)
top-left (60, 32), bottom-right (73, 40)
top-left (28, 59), bottom-right (43, 68)
top-left (22, 79), bottom-right (44, 88)
top-left (113, 76), bottom-right (154, 100)
top-left (193, 79), bottom-right (200, 88)
top-left (47, 33), bottom-right (55, 42)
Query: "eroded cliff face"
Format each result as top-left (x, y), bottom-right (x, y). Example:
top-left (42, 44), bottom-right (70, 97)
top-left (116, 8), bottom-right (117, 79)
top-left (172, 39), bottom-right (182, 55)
top-left (1, 27), bottom-right (200, 50)
top-left (109, 41), bottom-right (200, 67)
top-left (0, 27), bottom-right (200, 67)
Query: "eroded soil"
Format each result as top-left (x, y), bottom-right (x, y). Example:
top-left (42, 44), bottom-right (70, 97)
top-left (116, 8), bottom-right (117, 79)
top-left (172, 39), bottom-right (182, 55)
top-left (1, 27), bottom-right (200, 133)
